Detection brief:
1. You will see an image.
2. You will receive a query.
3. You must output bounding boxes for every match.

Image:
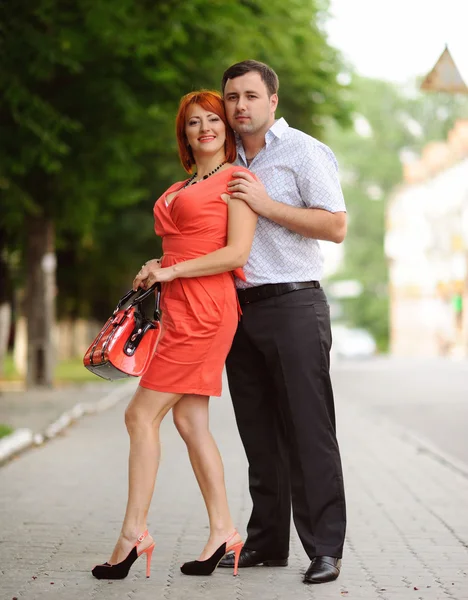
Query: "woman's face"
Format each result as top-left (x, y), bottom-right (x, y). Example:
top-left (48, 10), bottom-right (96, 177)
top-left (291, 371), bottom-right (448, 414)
top-left (185, 104), bottom-right (226, 159)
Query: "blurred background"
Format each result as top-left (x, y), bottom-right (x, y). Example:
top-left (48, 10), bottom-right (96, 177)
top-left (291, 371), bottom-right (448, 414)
top-left (2, 8), bottom-right (468, 596)
top-left (323, 0), bottom-right (468, 362)
top-left (1, 0), bottom-right (467, 390)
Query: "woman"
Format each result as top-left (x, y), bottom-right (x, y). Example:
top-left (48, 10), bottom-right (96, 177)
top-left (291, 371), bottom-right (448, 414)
top-left (91, 91), bottom-right (257, 580)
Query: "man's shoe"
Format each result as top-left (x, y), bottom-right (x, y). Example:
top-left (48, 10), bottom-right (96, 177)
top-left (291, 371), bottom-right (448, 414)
top-left (218, 548), bottom-right (288, 568)
top-left (303, 556), bottom-right (341, 584)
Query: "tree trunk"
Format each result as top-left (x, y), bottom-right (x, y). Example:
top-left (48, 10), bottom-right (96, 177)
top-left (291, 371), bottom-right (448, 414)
top-left (25, 217), bottom-right (56, 387)
top-left (0, 303), bottom-right (11, 377)
top-left (0, 229), bottom-right (12, 376)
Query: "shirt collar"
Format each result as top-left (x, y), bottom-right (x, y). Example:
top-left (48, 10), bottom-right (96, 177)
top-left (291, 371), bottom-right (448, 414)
top-left (236, 118), bottom-right (289, 162)
top-left (268, 117), bottom-right (289, 140)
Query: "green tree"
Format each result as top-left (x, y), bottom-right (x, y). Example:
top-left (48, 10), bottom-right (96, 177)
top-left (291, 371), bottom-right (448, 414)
top-left (1, 0), bottom-right (349, 384)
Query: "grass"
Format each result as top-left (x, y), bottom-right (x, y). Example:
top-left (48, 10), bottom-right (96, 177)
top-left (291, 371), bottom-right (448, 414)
top-left (2, 353), bottom-right (17, 379)
top-left (0, 423), bottom-right (14, 439)
top-left (55, 357), bottom-right (100, 383)
top-left (2, 353), bottom-right (99, 384)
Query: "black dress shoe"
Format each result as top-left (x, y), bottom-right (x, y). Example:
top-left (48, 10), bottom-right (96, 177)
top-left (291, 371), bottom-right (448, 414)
top-left (303, 556), bottom-right (341, 584)
top-left (218, 548), bottom-right (288, 568)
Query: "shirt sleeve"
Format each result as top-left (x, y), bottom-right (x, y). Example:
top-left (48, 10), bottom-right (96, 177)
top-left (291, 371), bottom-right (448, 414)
top-left (296, 141), bottom-right (346, 213)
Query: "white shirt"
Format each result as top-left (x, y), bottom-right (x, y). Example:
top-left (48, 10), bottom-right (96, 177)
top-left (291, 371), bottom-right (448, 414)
top-left (234, 118), bottom-right (346, 288)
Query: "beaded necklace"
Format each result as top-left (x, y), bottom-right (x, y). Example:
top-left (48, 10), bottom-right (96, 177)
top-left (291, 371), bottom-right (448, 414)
top-left (182, 161), bottom-right (227, 189)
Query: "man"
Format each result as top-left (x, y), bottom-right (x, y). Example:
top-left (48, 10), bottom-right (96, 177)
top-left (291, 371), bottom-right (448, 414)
top-left (218, 60), bottom-right (347, 584)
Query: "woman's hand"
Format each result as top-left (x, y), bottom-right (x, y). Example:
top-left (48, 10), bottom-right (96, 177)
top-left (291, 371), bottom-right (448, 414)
top-left (133, 258), bottom-right (163, 291)
top-left (145, 266), bottom-right (177, 286)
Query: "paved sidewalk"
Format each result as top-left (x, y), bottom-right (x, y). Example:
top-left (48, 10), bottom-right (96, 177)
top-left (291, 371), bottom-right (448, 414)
top-left (0, 380), bottom-right (132, 464)
top-left (1, 374), bottom-right (467, 600)
top-left (0, 381), bottom-right (119, 434)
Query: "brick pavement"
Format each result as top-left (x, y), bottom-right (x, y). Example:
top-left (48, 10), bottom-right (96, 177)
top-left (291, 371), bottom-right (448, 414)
top-left (1, 373), bottom-right (467, 600)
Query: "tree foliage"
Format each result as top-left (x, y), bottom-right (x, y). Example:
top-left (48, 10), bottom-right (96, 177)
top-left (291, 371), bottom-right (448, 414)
top-left (1, 0), bottom-right (350, 321)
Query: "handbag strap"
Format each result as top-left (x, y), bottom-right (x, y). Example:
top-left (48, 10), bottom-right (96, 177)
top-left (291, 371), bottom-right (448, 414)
top-left (136, 283), bottom-right (161, 322)
top-left (114, 283), bottom-right (161, 321)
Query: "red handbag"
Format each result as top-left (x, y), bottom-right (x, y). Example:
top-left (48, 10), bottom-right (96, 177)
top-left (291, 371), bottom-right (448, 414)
top-left (83, 283), bottom-right (161, 380)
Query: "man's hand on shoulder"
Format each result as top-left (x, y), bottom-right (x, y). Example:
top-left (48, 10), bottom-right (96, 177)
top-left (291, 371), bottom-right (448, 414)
top-left (228, 171), bottom-right (275, 218)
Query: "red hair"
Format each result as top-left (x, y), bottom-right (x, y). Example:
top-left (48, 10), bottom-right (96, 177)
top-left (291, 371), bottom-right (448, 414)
top-left (176, 90), bottom-right (237, 173)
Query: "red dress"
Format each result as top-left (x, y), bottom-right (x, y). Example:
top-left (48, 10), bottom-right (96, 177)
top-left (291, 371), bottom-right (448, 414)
top-left (139, 166), bottom-right (249, 397)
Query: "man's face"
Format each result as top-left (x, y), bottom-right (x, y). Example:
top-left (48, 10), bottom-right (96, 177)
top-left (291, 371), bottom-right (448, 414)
top-left (223, 72), bottom-right (278, 136)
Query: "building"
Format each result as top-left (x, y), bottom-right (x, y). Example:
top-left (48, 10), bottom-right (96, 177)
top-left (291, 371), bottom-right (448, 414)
top-left (385, 120), bottom-right (468, 357)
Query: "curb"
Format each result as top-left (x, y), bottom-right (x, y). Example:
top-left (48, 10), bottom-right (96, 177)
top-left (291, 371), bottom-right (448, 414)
top-left (393, 423), bottom-right (468, 480)
top-left (0, 380), bottom-right (137, 465)
top-left (369, 410), bottom-right (468, 480)
top-left (0, 428), bottom-right (34, 463)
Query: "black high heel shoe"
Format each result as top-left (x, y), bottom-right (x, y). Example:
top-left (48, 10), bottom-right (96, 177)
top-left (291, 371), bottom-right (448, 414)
top-left (91, 530), bottom-right (155, 580)
top-left (180, 530), bottom-right (243, 576)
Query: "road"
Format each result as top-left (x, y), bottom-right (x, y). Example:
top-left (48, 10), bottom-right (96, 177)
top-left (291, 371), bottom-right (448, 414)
top-left (332, 356), bottom-right (468, 467)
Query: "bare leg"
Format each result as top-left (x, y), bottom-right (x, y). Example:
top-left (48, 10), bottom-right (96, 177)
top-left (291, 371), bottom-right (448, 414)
top-left (109, 386), bottom-right (182, 564)
top-left (173, 394), bottom-right (242, 559)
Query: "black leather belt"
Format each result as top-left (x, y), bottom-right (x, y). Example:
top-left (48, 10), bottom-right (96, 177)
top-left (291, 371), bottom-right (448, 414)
top-left (237, 281), bottom-right (320, 306)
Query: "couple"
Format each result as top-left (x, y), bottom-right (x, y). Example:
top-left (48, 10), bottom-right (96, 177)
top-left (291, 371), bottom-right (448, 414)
top-left (92, 60), bottom-right (347, 585)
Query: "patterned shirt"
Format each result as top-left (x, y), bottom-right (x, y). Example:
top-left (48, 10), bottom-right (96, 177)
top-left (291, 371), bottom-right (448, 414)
top-left (234, 118), bottom-right (346, 288)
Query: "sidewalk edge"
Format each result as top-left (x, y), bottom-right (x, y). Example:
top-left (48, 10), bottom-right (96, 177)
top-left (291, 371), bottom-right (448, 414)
top-left (0, 428), bottom-right (34, 463)
top-left (379, 414), bottom-right (468, 480)
top-left (0, 380), bottom-right (136, 466)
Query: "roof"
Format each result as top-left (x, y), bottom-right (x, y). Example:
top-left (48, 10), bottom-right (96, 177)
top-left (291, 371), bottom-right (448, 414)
top-left (421, 45), bottom-right (468, 94)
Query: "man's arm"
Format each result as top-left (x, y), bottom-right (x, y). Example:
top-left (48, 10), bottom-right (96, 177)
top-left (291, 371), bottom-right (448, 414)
top-left (267, 202), bottom-right (346, 242)
top-left (228, 171), bottom-right (347, 243)
top-left (228, 140), bottom-right (347, 243)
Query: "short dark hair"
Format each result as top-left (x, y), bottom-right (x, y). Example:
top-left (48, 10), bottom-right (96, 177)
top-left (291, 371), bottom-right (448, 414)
top-left (222, 60), bottom-right (279, 97)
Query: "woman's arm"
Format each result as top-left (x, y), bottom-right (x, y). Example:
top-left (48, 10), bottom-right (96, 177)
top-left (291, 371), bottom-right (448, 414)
top-left (140, 198), bottom-right (257, 287)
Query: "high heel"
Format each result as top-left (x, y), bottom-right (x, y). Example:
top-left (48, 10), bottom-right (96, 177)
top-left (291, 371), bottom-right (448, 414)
top-left (92, 530), bottom-right (155, 580)
top-left (180, 530), bottom-right (244, 576)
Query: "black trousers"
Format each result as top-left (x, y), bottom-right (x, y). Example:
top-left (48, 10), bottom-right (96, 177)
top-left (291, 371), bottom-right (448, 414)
top-left (226, 287), bottom-right (346, 559)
